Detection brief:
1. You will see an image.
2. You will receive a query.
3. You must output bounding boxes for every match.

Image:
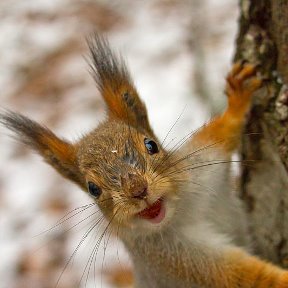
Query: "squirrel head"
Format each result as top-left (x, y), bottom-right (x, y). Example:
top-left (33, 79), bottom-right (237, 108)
top-left (0, 35), bottom-right (182, 236)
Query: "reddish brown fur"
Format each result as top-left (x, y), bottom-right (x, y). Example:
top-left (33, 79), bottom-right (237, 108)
top-left (193, 62), bottom-right (262, 153)
top-left (87, 35), bottom-right (154, 136)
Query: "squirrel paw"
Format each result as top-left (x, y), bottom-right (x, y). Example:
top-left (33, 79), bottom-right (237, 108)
top-left (181, 61), bottom-right (262, 152)
top-left (226, 61), bottom-right (262, 107)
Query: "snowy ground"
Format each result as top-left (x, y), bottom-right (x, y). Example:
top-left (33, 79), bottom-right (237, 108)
top-left (0, 1), bottom-right (238, 287)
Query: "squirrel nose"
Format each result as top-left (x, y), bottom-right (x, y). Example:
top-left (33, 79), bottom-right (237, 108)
top-left (121, 172), bottom-right (148, 200)
top-left (132, 187), bottom-right (148, 199)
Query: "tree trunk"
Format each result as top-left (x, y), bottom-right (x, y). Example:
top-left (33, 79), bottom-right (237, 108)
top-left (236, 0), bottom-right (288, 268)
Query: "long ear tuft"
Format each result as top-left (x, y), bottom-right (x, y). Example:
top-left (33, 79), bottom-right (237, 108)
top-left (0, 111), bottom-right (85, 188)
top-left (87, 34), bottom-right (154, 136)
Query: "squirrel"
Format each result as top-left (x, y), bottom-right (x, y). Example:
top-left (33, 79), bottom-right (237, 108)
top-left (1, 35), bottom-right (288, 288)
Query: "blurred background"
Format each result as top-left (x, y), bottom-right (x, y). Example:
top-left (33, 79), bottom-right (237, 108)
top-left (0, 0), bottom-right (238, 287)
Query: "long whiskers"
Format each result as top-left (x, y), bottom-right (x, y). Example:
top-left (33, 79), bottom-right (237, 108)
top-left (51, 197), bottom-right (113, 288)
top-left (34, 203), bottom-right (96, 238)
top-left (149, 105), bottom-right (187, 174)
top-left (153, 139), bottom-right (227, 179)
top-left (156, 159), bottom-right (255, 181)
top-left (155, 177), bottom-right (218, 195)
top-left (55, 213), bottom-right (105, 288)
top-left (81, 201), bottom-right (125, 288)
top-left (150, 132), bottom-right (261, 181)
top-left (150, 123), bottom-right (207, 174)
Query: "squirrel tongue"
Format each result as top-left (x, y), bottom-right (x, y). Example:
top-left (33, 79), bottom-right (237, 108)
top-left (137, 198), bottom-right (163, 220)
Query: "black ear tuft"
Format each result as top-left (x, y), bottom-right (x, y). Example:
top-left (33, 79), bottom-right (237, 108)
top-left (87, 34), bottom-right (132, 94)
top-left (1, 111), bottom-right (55, 150)
top-left (0, 111), bottom-right (85, 188)
top-left (86, 34), bottom-right (154, 136)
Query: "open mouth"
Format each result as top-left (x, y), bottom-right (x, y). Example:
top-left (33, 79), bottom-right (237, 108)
top-left (137, 198), bottom-right (165, 224)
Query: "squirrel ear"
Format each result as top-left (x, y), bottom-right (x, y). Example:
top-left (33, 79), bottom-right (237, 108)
top-left (0, 112), bottom-right (85, 189)
top-left (88, 35), bottom-right (154, 136)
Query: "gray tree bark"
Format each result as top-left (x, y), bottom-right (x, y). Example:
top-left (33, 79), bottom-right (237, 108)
top-left (236, 0), bottom-right (288, 267)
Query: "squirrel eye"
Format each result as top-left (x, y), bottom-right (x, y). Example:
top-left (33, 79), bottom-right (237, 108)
top-left (88, 182), bottom-right (102, 198)
top-left (144, 138), bottom-right (159, 155)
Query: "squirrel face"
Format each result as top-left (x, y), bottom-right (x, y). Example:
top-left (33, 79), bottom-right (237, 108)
top-left (0, 35), bottom-right (182, 237)
top-left (77, 120), bottom-right (180, 234)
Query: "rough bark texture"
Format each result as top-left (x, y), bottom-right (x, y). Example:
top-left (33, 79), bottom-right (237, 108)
top-left (236, 0), bottom-right (288, 268)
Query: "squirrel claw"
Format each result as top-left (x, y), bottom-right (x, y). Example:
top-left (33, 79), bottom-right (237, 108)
top-left (226, 61), bottom-right (262, 100)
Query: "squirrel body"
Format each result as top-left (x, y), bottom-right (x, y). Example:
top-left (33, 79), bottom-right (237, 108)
top-left (1, 36), bottom-right (288, 287)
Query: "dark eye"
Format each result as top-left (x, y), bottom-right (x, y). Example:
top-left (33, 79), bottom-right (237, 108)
top-left (144, 138), bottom-right (159, 155)
top-left (88, 181), bottom-right (102, 198)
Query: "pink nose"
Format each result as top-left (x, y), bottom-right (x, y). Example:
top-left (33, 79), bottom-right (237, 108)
top-left (121, 172), bottom-right (148, 200)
